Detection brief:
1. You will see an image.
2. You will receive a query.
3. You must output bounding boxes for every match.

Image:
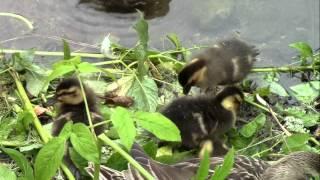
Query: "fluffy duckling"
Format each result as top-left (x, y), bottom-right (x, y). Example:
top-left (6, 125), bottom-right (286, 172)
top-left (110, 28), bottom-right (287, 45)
top-left (52, 78), bottom-right (106, 136)
top-left (87, 145), bottom-right (320, 180)
top-left (160, 86), bottom-right (244, 155)
top-left (178, 38), bottom-right (259, 94)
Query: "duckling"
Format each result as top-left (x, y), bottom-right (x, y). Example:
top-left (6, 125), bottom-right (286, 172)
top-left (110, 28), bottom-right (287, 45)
top-left (51, 78), bottom-right (106, 180)
top-left (160, 86), bottom-right (244, 155)
top-left (87, 144), bottom-right (320, 180)
top-left (178, 38), bottom-right (259, 94)
top-left (52, 78), bottom-right (106, 136)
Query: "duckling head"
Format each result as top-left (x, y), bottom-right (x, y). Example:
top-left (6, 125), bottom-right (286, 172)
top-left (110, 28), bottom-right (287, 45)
top-left (55, 78), bottom-right (85, 105)
top-left (217, 86), bottom-right (244, 112)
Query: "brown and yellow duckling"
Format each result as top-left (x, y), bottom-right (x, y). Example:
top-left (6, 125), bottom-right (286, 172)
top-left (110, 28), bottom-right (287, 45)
top-left (178, 38), bottom-right (259, 95)
top-left (51, 78), bottom-right (106, 179)
top-left (160, 86), bottom-right (244, 156)
top-left (52, 78), bottom-right (106, 136)
top-left (87, 144), bottom-right (320, 180)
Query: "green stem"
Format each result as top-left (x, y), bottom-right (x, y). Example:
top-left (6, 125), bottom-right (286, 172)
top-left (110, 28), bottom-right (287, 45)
top-left (9, 70), bottom-right (75, 180)
top-left (9, 70), bottom-right (50, 143)
top-left (0, 12), bottom-right (34, 30)
top-left (75, 74), bottom-right (101, 180)
top-left (1, 49), bottom-right (106, 59)
top-left (98, 134), bottom-right (154, 180)
top-left (250, 65), bottom-right (319, 73)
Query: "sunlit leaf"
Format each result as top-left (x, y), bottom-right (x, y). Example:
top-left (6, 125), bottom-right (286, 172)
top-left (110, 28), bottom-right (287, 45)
top-left (269, 82), bottom-right (288, 96)
top-left (135, 111), bottom-right (181, 142)
top-left (167, 33), bottom-right (181, 49)
top-left (211, 148), bottom-right (235, 180)
top-left (35, 137), bottom-right (65, 180)
top-left (0, 165), bottom-right (16, 180)
top-left (1, 148), bottom-right (34, 180)
top-left (289, 42), bottom-right (313, 59)
top-left (290, 81), bottom-right (320, 103)
top-left (195, 150), bottom-right (210, 180)
top-left (111, 107), bottom-right (136, 150)
top-left (240, 113), bottom-right (266, 138)
top-left (127, 76), bottom-right (158, 112)
top-left (70, 123), bottom-right (99, 163)
top-left (282, 133), bottom-right (310, 153)
top-left (77, 62), bottom-right (101, 73)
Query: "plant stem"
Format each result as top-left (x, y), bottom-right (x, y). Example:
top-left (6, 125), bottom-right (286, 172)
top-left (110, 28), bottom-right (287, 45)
top-left (9, 70), bottom-right (50, 143)
top-left (0, 12), bottom-right (34, 30)
top-left (98, 134), bottom-right (155, 180)
top-left (251, 65), bottom-right (319, 73)
top-left (1, 49), bottom-right (106, 59)
top-left (9, 70), bottom-right (75, 180)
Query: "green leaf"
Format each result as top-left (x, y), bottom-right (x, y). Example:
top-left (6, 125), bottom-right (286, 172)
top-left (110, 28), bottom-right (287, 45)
top-left (0, 164), bottom-right (16, 180)
top-left (70, 123), bottom-right (99, 163)
top-left (166, 33), bottom-right (181, 49)
top-left (211, 148), bottom-right (235, 180)
top-left (133, 11), bottom-right (149, 78)
top-left (127, 76), bottom-right (158, 112)
top-left (63, 39), bottom-right (71, 60)
top-left (135, 111), bottom-right (181, 142)
top-left (240, 113), bottom-right (266, 138)
top-left (282, 133), bottom-right (310, 153)
top-left (289, 42), bottom-right (313, 59)
top-left (35, 137), bottom-right (65, 180)
top-left (142, 141), bottom-right (158, 159)
top-left (133, 11), bottom-right (149, 48)
top-left (111, 107), bottom-right (136, 150)
top-left (269, 82), bottom-right (288, 96)
top-left (290, 81), bottom-right (320, 103)
top-left (58, 121), bottom-right (73, 140)
top-left (1, 148), bottom-right (34, 180)
top-left (195, 150), bottom-right (210, 180)
top-left (77, 62), bottom-right (101, 73)
top-left (25, 72), bottom-right (49, 97)
top-left (105, 152), bottom-right (128, 171)
top-left (69, 148), bottom-right (88, 170)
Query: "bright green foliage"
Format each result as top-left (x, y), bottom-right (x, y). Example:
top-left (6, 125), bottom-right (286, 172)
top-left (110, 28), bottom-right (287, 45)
top-left (290, 81), bottom-right (320, 104)
top-left (211, 148), bottom-right (235, 180)
top-left (1, 148), bottom-right (34, 180)
top-left (34, 137), bottom-right (65, 180)
top-left (0, 164), bottom-right (16, 180)
top-left (240, 113), bottom-right (266, 138)
top-left (135, 111), bottom-right (181, 142)
top-left (194, 150), bottom-right (210, 180)
top-left (70, 123), bottom-right (100, 163)
top-left (111, 107), bottom-right (136, 150)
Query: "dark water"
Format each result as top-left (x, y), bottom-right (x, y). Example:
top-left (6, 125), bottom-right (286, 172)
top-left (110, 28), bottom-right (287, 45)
top-left (0, 0), bottom-right (319, 69)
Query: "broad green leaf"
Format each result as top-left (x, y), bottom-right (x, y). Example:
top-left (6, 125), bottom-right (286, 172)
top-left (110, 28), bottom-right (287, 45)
top-left (69, 148), bottom-right (88, 170)
top-left (25, 72), bottom-right (48, 96)
top-left (70, 123), bottom-right (99, 163)
top-left (127, 76), bottom-right (158, 112)
top-left (63, 39), bottom-right (71, 60)
top-left (211, 148), bottom-right (235, 180)
top-left (46, 64), bottom-right (74, 82)
top-left (1, 148), bottom-right (34, 180)
top-left (282, 133), bottom-right (310, 153)
top-left (290, 81), bottom-right (320, 103)
top-left (269, 82), bottom-right (288, 96)
top-left (142, 141), bottom-right (158, 159)
top-left (106, 75), bottom-right (135, 96)
top-left (195, 150), bottom-right (210, 180)
top-left (111, 107), bottom-right (136, 150)
top-left (240, 113), bottom-right (266, 138)
top-left (135, 111), bottom-right (181, 142)
top-left (283, 107), bottom-right (320, 127)
top-left (35, 137), bottom-right (65, 180)
top-left (77, 62), bottom-right (101, 73)
top-left (0, 165), bottom-right (16, 180)
top-left (59, 121), bottom-right (73, 140)
top-left (289, 42), bottom-right (313, 59)
top-left (166, 33), bottom-right (181, 49)
top-left (106, 152), bottom-right (128, 171)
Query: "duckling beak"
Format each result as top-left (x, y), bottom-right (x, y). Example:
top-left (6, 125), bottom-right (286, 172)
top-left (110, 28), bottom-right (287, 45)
top-left (46, 96), bottom-right (58, 106)
top-left (183, 84), bottom-right (192, 95)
